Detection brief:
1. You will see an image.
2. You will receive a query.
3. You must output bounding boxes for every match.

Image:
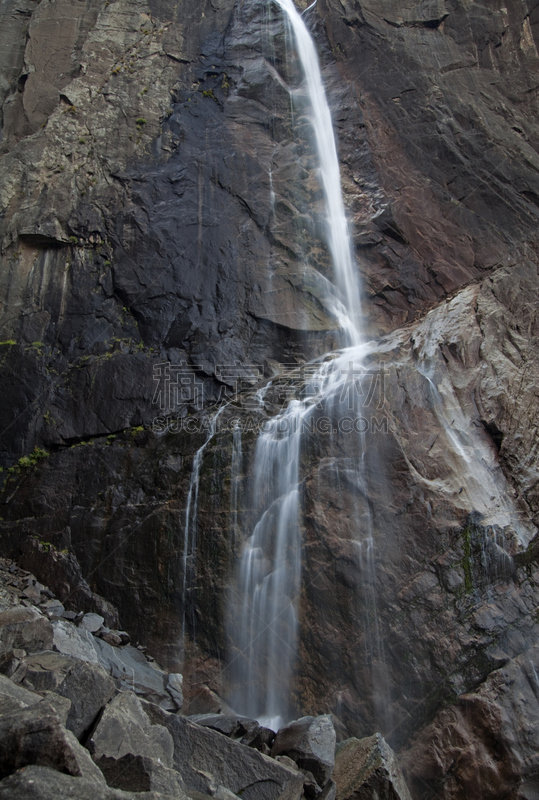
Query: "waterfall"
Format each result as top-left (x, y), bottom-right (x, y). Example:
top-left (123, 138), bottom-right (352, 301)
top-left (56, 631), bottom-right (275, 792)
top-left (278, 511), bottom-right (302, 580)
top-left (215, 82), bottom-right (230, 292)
top-left (181, 406), bottom-right (225, 661)
top-left (275, 0), bottom-right (361, 345)
top-left (226, 0), bottom-right (365, 727)
top-left (230, 422), bottom-right (243, 548)
top-left (228, 349), bottom-right (372, 727)
top-left (228, 400), bottom-right (305, 728)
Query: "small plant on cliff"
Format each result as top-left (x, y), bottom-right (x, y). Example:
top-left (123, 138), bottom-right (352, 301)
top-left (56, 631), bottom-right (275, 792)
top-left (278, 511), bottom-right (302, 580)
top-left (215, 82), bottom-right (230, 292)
top-left (136, 118), bottom-right (146, 126)
top-left (8, 447), bottom-right (49, 474)
top-left (201, 89), bottom-right (219, 104)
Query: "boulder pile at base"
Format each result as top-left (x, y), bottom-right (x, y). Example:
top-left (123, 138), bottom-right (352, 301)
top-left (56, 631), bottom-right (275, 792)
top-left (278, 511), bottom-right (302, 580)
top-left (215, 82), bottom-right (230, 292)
top-left (0, 556), bottom-right (413, 799)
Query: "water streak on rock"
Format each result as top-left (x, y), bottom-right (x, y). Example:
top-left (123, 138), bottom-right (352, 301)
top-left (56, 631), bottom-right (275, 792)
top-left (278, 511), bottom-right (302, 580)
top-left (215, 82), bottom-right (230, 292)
top-left (181, 406), bottom-right (226, 660)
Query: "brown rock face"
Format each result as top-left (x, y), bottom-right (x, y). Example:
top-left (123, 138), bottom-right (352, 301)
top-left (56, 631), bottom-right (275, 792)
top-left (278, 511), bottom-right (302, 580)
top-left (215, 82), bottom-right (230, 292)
top-left (1, 0), bottom-right (539, 798)
top-left (333, 734), bottom-right (412, 800)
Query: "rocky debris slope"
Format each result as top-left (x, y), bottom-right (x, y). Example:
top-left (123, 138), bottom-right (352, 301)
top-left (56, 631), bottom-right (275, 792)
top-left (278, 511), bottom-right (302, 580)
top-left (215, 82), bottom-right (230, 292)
top-left (0, 555), bottom-right (183, 713)
top-left (0, 554), bottom-right (412, 800)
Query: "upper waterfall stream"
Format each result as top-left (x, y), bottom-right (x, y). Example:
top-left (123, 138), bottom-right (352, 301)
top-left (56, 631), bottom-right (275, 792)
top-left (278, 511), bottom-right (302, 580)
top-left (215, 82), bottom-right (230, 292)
top-left (273, 0), bottom-right (362, 346)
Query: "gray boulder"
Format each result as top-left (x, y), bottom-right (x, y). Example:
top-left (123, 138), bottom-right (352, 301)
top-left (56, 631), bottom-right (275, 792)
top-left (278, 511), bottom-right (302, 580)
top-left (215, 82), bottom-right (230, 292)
top-left (0, 765), bottom-right (176, 799)
top-left (91, 637), bottom-right (174, 709)
top-left (271, 715), bottom-right (336, 788)
top-left (189, 713), bottom-right (275, 751)
top-left (166, 672), bottom-right (183, 710)
top-left (319, 780), bottom-right (337, 800)
top-left (17, 650), bottom-right (115, 739)
top-left (40, 599), bottom-right (65, 619)
top-left (88, 691), bottom-right (174, 767)
top-left (96, 754), bottom-right (188, 797)
top-left (52, 620), bottom-right (100, 664)
top-left (333, 735), bottom-right (412, 800)
top-left (0, 672), bottom-right (41, 715)
top-left (0, 702), bottom-right (105, 783)
top-left (38, 691), bottom-right (72, 726)
top-left (160, 712), bottom-right (304, 800)
top-left (0, 671), bottom-right (71, 725)
top-left (80, 613), bottom-right (105, 633)
top-left (0, 606), bottom-right (53, 664)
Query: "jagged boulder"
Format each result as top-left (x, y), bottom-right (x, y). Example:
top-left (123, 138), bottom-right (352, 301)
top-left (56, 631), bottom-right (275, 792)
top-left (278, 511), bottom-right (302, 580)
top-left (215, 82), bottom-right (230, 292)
top-left (0, 606), bottom-right (53, 665)
top-left (333, 735), bottom-right (412, 800)
top-left (16, 650), bottom-right (115, 739)
top-left (0, 765), bottom-right (177, 799)
top-left (51, 620), bottom-right (100, 664)
top-left (80, 613), bottom-right (105, 633)
top-left (91, 637), bottom-right (175, 709)
top-left (1, 659), bottom-right (73, 723)
top-left (0, 701), bottom-right (105, 783)
top-left (159, 711), bottom-right (304, 800)
top-left (188, 713), bottom-right (275, 751)
top-left (166, 672), bottom-right (184, 710)
top-left (271, 715), bottom-right (336, 789)
top-left (96, 754), bottom-right (188, 797)
top-left (89, 692), bottom-right (174, 768)
top-left (0, 672), bottom-right (41, 715)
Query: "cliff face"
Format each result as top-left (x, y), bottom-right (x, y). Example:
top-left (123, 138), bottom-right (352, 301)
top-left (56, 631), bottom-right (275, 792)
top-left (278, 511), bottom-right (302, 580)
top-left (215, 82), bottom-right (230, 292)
top-left (1, 0), bottom-right (539, 797)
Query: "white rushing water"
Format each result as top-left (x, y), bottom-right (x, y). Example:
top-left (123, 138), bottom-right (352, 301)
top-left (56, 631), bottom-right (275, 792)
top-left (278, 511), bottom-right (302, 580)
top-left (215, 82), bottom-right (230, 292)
top-left (229, 346), bottom-right (371, 727)
top-left (181, 406), bottom-right (226, 660)
top-left (226, 0), bottom-right (365, 726)
top-left (230, 421), bottom-right (243, 549)
top-left (275, 0), bottom-right (361, 345)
